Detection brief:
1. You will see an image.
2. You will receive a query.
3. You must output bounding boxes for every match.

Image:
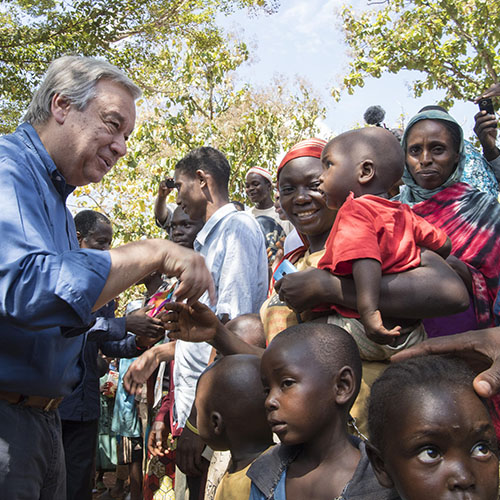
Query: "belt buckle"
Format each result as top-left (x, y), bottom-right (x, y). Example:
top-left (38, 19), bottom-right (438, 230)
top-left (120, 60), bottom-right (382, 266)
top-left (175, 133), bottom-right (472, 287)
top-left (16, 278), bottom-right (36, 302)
top-left (43, 398), bottom-right (59, 412)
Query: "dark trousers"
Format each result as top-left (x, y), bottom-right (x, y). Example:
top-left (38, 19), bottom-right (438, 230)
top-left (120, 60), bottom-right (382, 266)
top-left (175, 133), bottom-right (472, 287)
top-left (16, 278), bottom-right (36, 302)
top-left (61, 418), bottom-right (99, 500)
top-left (0, 400), bottom-right (66, 500)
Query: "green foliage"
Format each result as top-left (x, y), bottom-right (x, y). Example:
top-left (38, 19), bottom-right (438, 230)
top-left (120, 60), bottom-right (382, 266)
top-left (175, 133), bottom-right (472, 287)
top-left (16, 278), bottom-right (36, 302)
top-left (339, 0), bottom-right (500, 106)
top-left (0, 0), bottom-right (279, 133)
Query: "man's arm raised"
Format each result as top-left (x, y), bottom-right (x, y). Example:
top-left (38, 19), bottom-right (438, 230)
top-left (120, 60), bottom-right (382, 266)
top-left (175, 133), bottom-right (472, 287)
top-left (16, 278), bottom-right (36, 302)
top-left (93, 239), bottom-right (215, 311)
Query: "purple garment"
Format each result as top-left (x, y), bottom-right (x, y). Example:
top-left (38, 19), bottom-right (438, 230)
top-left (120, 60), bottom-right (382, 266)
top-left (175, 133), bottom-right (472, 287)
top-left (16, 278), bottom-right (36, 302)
top-left (423, 296), bottom-right (477, 338)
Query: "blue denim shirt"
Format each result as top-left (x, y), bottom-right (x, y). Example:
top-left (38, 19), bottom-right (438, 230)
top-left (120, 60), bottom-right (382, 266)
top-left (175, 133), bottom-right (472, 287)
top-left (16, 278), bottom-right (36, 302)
top-left (0, 123), bottom-right (111, 397)
top-left (248, 439), bottom-right (400, 500)
top-left (58, 302), bottom-right (141, 421)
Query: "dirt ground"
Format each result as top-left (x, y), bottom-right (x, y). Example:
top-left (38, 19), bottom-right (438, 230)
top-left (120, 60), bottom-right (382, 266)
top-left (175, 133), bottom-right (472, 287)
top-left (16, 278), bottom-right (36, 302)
top-left (92, 471), bottom-right (126, 500)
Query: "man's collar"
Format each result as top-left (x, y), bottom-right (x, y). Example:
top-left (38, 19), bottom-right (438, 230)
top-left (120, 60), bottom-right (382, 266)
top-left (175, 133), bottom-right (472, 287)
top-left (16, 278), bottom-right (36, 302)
top-left (194, 203), bottom-right (236, 249)
top-left (18, 122), bottom-right (76, 200)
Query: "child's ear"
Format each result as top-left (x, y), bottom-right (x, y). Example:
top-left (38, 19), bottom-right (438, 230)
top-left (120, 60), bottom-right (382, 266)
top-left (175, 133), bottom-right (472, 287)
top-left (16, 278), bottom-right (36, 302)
top-left (76, 231), bottom-right (83, 245)
top-left (211, 411), bottom-right (225, 436)
top-left (333, 366), bottom-right (357, 406)
top-left (357, 159), bottom-right (375, 185)
top-left (196, 169), bottom-right (208, 189)
top-left (365, 441), bottom-right (395, 489)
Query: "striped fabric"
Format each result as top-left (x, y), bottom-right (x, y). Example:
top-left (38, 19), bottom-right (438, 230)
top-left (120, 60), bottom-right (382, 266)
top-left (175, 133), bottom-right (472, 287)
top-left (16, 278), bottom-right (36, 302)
top-left (412, 182), bottom-right (500, 328)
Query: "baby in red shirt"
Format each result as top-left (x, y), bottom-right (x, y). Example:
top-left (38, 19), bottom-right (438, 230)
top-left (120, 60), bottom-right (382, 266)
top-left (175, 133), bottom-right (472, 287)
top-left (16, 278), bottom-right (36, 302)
top-left (318, 127), bottom-right (451, 358)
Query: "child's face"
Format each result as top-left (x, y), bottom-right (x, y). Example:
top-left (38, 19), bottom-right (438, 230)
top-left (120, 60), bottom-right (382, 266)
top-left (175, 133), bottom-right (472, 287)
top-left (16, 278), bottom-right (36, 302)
top-left (80, 221), bottom-right (113, 251)
top-left (319, 141), bottom-right (358, 210)
top-left (376, 387), bottom-right (499, 500)
top-left (261, 341), bottom-right (337, 446)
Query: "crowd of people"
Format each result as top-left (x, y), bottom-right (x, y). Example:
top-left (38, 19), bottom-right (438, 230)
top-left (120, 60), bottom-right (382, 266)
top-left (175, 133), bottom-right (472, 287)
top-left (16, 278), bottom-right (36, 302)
top-left (2, 54), bottom-right (500, 500)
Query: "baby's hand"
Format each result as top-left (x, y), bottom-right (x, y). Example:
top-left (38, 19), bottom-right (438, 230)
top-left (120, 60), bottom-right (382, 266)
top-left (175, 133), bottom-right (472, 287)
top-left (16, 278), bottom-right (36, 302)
top-left (361, 310), bottom-right (401, 345)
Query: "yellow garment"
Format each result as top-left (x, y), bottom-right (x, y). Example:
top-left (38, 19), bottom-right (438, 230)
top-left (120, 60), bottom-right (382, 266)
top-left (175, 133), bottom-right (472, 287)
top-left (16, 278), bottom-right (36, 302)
top-left (213, 461), bottom-right (252, 500)
top-left (261, 249), bottom-right (325, 344)
top-left (260, 248), bottom-right (388, 437)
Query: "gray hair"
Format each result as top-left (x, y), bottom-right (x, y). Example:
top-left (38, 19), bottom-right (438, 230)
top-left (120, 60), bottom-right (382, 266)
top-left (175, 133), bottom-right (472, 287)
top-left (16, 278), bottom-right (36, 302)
top-left (24, 55), bottom-right (142, 125)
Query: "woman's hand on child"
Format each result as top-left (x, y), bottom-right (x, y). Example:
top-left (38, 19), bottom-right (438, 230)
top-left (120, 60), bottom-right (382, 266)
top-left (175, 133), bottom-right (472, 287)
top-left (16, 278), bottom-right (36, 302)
top-left (275, 268), bottom-right (335, 311)
top-left (391, 327), bottom-right (500, 398)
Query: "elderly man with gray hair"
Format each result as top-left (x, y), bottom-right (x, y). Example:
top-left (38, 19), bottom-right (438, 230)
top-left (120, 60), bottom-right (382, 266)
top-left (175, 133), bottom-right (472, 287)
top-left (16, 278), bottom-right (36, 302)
top-left (0, 55), bottom-right (214, 499)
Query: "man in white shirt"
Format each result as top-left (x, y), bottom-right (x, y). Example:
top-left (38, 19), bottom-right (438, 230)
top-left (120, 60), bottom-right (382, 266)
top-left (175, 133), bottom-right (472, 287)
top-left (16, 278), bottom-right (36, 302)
top-left (173, 147), bottom-right (268, 493)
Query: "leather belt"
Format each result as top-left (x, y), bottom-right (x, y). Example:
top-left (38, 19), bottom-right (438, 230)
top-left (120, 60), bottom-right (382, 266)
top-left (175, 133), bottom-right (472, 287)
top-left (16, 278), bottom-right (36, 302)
top-left (0, 390), bottom-right (63, 412)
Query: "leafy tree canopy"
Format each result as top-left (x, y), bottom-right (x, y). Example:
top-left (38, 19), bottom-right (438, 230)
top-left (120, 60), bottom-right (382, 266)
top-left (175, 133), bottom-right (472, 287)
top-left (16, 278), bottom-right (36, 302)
top-left (338, 0), bottom-right (500, 107)
top-left (0, 0), bottom-right (280, 132)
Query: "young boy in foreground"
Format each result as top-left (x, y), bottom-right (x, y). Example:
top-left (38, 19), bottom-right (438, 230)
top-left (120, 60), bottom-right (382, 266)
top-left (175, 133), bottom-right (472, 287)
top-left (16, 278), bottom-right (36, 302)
top-left (248, 323), bottom-right (399, 500)
top-left (318, 128), bottom-right (451, 358)
top-left (195, 354), bottom-right (274, 500)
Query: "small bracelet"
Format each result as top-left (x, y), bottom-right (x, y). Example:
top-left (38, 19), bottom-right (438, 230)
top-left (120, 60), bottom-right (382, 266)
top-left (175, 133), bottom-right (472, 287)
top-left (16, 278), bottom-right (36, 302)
top-left (185, 419), bottom-right (199, 435)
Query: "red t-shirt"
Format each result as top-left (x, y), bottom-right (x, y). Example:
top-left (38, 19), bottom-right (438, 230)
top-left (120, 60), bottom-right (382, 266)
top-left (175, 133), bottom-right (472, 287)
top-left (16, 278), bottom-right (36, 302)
top-left (318, 193), bottom-right (448, 317)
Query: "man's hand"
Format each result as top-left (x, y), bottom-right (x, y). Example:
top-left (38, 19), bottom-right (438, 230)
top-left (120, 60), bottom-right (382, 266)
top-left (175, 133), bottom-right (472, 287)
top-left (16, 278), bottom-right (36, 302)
top-left (391, 327), bottom-right (500, 398)
top-left (126, 306), bottom-right (165, 348)
top-left (123, 349), bottom-right (158, 395)
top-left (176, 425), bottom-right (207, 477)
top-left (475, 83), bottom-right (500, 101)
top-left (474, 110), bottom-right (499, 161)
top-left (161, 301), bottom-right (219, 343)
top-left (158, 179), bottom-right (173, 199)
top-left (275, 268), bottom-right (335, 312)
top-left (148, 421), bottom-right (170, 457)
top-left (123, 343), bottom-right (176, 395)
top-left (161, 246), bottom-right (216, 306)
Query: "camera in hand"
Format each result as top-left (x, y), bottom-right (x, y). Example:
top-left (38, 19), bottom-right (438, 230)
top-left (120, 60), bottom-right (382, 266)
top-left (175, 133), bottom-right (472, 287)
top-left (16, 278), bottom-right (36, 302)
top-left (478, 97), bottom-right (495, 115)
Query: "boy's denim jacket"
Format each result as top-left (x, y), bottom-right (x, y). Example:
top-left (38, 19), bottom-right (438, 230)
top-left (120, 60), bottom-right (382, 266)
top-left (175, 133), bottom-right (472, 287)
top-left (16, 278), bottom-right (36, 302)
top-left (247, 437), bottom-right (401, 500)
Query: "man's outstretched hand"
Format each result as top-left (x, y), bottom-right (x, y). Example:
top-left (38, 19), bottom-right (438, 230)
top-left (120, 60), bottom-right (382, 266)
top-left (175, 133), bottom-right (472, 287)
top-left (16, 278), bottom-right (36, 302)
top-left (392, 328), bottom-right (500, 398)
top-left (160, 301), bottom-right (219, 343)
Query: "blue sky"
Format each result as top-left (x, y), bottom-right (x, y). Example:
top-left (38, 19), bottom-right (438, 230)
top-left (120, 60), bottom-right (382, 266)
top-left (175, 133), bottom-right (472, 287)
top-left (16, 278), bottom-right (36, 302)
top-left (219, 0), bottom-right (481, 139)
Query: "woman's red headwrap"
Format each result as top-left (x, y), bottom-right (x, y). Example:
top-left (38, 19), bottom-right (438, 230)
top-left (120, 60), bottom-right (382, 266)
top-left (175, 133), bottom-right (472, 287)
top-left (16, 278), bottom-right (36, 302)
top-left (277, 138), bottom-right (327, 180)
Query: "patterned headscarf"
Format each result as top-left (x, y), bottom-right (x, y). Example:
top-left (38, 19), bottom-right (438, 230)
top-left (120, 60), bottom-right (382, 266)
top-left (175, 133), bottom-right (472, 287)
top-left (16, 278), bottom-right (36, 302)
top-left (245, 166), bottom-right (273, 184)
top-left (277, 138), bottom-right (327, 181)
top-left (398, 110), bottom-right (465, 206)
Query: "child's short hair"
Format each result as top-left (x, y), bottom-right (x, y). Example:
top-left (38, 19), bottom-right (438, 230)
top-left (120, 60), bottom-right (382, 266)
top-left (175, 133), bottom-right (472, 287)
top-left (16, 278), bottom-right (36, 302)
top-left (324, 128), bottom-right (404, 191)
top-left (175, 147), bottom-right (230, 188)
top-left (74, 209), bottom-right (110, 238)
top-left (226, 313), bottom-right (266, 349)
top-left (198, 354), bottom-right (263, 415)
top-left (368, 355), bottom-right (478, 450)
top-left (270, 323), bottom-right (362, 408)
